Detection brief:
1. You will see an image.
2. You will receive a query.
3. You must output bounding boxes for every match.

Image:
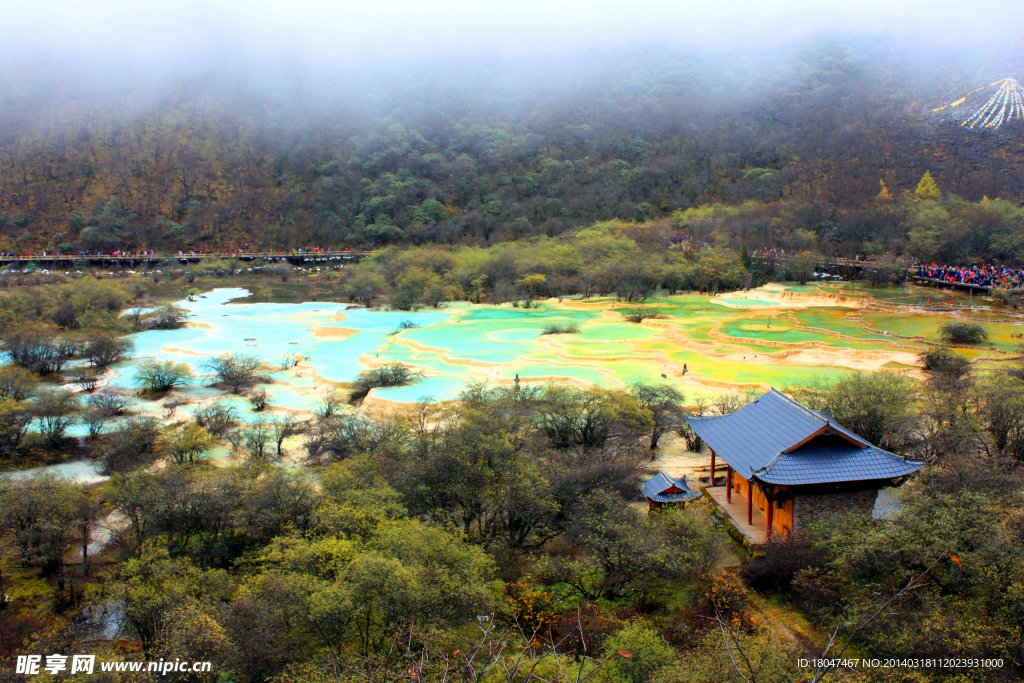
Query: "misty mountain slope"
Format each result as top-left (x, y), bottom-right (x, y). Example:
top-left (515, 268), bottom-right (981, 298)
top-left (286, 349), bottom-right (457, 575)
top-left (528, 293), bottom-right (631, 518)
top-left (0, 40), bottom-right (1022, 254)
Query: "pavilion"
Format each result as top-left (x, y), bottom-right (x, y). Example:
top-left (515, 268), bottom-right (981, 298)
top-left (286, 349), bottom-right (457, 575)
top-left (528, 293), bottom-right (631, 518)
top-left (640, 471), bottom-right (702, 511)
top-left (686, 388), bottom-right (924, 543)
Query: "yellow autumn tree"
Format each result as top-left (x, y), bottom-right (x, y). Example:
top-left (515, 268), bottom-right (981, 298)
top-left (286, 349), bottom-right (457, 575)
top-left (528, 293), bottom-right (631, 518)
top-left (915, 171), bottom-right (941, 200)
top-left (877, 179), bottom-right (893, 200)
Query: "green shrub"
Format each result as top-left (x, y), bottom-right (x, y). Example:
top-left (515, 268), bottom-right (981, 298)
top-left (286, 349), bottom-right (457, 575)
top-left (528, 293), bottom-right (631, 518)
top-left (136, 359), bottom-right (192, 392)
top-left (919, 347), bottom-right (970, 377)
top-left (540, 323), bottom-right (580, 335)
top-left (355, 363), bottom-right (422, 390)
top-left (598, 622), bottom-right (676, 683)
top-left (940, 322), bottom-right (988, 345)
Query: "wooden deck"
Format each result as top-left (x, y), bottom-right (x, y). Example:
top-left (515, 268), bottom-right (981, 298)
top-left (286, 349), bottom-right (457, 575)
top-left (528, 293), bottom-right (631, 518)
top-left (704, 486), bottom-right (767, 545)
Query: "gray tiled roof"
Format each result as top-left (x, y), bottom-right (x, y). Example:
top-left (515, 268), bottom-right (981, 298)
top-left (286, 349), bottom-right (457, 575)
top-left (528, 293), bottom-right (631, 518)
top-left (641, 470), bottom-right (702, 503)
top-left (686, 388), bottom-right (923, 486)
top-left (757, 444), bottom-right (922, 485)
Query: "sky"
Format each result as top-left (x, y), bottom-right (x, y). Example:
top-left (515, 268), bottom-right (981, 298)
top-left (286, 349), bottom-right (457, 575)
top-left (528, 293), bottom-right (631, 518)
top-left (5, 0), bottom-right (1023, 66)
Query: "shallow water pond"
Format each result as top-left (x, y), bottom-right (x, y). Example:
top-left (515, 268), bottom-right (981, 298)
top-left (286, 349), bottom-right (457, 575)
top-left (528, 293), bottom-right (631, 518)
top-left (102, 284), bottom-right (1019, 405)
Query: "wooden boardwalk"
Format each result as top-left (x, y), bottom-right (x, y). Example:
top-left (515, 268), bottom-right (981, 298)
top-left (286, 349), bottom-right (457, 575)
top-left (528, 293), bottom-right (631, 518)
top-left (753, 255), bottom-right (1024, 294)
top-left (704, 485), bottom-right (767, 545)
top-left (0, 251), bottom-right (373, 267)
top-left (909, 276), bottom-right (1007, 294)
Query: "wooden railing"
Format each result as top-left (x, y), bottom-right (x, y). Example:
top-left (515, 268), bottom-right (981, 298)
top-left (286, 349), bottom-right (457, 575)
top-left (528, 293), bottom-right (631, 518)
top-left (0, 251), bottom-right (373, 265)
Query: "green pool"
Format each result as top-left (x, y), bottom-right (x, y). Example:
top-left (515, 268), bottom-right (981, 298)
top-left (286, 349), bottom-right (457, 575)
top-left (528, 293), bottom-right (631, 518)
top-left (107, 283), bottom-right (1022, 406)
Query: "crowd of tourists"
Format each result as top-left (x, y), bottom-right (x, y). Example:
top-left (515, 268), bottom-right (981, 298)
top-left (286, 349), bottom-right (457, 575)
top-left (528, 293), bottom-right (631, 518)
top-left (917, 263), bottom-right (1024, 289)
top-left (1, 247), bottom-right (354, 260)
top-left (755, 248), bottom-right (798, 257)
top-left (2, 249), bottom-right (160, 258)
top-left (173, 247), bottom-right (351, 257)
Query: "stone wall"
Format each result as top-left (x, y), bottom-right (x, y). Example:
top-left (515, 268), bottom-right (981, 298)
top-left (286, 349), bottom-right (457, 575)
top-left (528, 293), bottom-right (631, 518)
top-left (793, 489), bottom-right (877, 540)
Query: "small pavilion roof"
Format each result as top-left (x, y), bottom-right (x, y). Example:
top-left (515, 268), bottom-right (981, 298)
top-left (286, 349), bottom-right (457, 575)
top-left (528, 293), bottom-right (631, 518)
top-left (686, 388), bottom-right (923, 486)
top-left (641, 470), bottom-right (702, 503)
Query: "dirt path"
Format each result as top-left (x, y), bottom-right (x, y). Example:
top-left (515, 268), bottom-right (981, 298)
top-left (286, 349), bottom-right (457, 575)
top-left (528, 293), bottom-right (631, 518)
top-left (747, 592), bottom-right (825, 657)
top-left (644, 434), bottom-right (709, 481)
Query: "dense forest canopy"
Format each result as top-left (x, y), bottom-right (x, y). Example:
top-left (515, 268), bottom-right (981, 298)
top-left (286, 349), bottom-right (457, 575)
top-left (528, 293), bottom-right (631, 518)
top-left (2, 39), bottom-right (1024, 260)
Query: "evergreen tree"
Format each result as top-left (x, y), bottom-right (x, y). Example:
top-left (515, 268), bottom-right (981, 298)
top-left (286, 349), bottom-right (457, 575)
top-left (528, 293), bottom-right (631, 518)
top-left (915, 171), bottom-right (941, 200)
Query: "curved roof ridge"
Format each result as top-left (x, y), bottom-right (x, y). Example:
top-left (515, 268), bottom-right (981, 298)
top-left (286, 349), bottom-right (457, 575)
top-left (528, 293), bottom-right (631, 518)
top-left (754, 451), bottom-right (786, 477)
top-left (769, 388), bottom-right (877, 449)
top-left (767, 387), bottom-right (828, 426)
top-left (659, 469), bottom-right (686, 486)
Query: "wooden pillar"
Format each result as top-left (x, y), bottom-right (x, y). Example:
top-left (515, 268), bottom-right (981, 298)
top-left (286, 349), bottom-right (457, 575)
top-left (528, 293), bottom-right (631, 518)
top-left (726, 466), bottom-right (732, 503)
top-left (747, 480), bottom-right (753, 525)
top-left (709, 449), bottom-right (716, 487)
top-left (766, 490), bottom-right (774, 541)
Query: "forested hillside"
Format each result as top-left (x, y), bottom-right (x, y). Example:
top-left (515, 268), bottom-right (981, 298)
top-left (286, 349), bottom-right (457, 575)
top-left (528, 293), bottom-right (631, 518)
top-left (1, 40), bottom-right (1023, 259)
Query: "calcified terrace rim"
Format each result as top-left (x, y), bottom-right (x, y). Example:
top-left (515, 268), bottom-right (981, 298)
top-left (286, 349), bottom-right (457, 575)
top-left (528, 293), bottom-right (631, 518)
top-left (100, 283), bottom-right (1024, 411)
